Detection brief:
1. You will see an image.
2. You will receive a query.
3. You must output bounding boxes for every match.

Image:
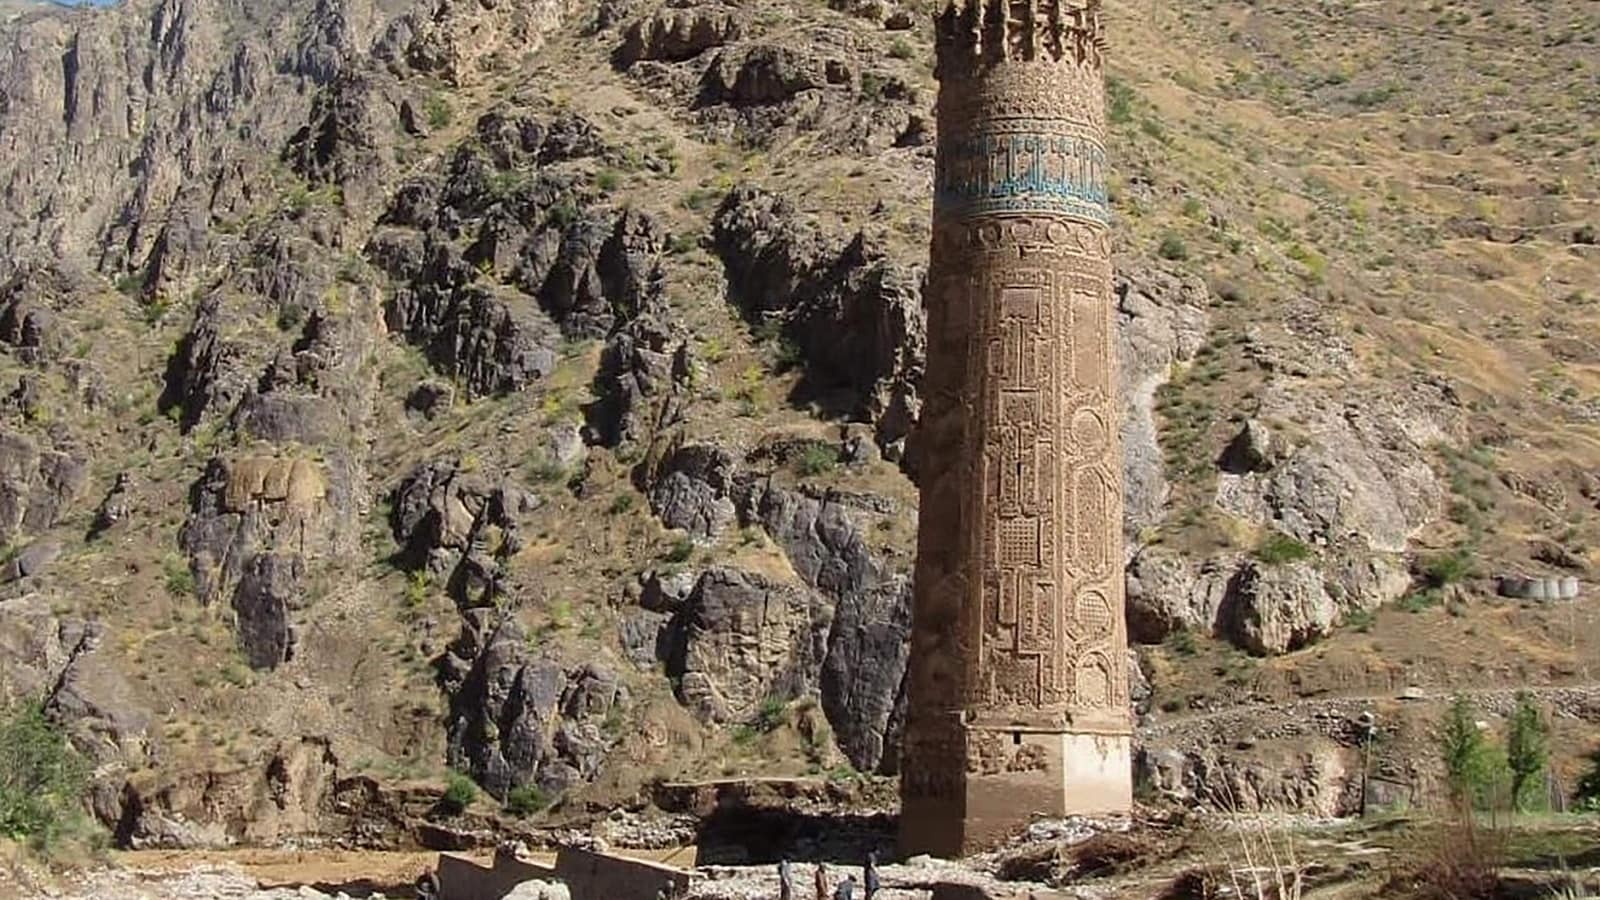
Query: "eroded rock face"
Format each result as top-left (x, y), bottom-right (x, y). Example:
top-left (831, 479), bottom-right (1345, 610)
top-left (181, 454), bottom-right (354, 669)
top-left (1216, 379), bottom-right (1459, 555)
top-left (586, 312), bottom-right (694, 448)
top-left (615, 6), bottom-right (741, 67)
top-left (0, 428), bottom-right (88, 547)
top-left (0, 596), bottom-right (153, 831)
top-left (666, 568), bottom-right (833, 723)
top-left (646, 443), bottom-right (739, 540)
top-left (438, 610), bottom-right (626, 799)
top-left (1115, 264), bottom-right (1210, 540)
top-left (713, 188), bottom-right (924, 455)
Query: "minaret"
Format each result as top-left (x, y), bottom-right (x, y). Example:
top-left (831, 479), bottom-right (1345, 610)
top-left (900, 0), bottom-right (1130, 857)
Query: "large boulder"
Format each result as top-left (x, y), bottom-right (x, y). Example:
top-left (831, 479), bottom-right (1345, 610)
top-left (646, 444), bottom-right (739, 541)
top-left (666, 568), bottom-right (833, 723)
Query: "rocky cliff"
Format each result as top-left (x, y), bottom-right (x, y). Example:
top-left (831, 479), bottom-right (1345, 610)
top-left (0, 0), bottom-right (1597, 847)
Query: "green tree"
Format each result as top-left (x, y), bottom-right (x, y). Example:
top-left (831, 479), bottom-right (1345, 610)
top-left (0, 702), bottom-right (90, 847)
top-left (1505, 691), bottom-right (1549, 813)
top-left (1440, 694), bottom-right (1506, 810)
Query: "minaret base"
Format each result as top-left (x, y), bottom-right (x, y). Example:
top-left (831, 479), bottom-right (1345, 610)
top-left (899, 727), bottom-right (1132, 859)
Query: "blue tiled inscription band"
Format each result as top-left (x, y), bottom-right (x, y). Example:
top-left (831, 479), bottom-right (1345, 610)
top-left (935, 129), bottom-right (1109, 223)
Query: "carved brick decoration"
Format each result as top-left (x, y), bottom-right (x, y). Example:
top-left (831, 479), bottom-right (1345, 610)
top-left (901, 0), bottom-right (1131, 858)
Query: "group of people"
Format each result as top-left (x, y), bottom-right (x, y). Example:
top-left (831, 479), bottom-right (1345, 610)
top-left (777, 851), bottom-right (882, 900)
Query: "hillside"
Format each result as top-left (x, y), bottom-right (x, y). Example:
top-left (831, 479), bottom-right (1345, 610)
top-left (0, 0), bottom-right (1595, 853)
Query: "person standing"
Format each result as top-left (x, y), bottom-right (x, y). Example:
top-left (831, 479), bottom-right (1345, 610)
top-left (779, 857), bottom-right (794, 900)
top-left (814, 862), bottom-right (828, 900)
top-left (864, 850), bottom-right (880, 898)
top-left (833, 874), bottom-right (857, 900)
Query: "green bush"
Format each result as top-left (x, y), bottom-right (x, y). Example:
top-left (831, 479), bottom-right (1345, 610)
top-left (664, 538), bottom-right (695, 564)
top-left (0, 703), bottom-right (91, 848)
top-left (1254, 532), bottom-right (1312, 565)
top-left (440, 771), bottom-right (476, 814)
top-left (796, 445), bottom-right (839, 478)
top-left (1106, 77), bottom-right (1137, 125)
top-left (1158, 233), bottom-right (1189, 261)
top-left (1423, 551), bottom-right (1474, 588)
top-left (505, 784), bottom-right (549, 818)
top-left (755, 697), bottom-right (788, 733)
top-left (1163, 628), bottom-right (1198, 657)
top-left (163, 556), bottom-right (195, 598)
top-left (888, 38), bottom-right (915, 60)
top-left (424, 93), bottom-right (452, 130)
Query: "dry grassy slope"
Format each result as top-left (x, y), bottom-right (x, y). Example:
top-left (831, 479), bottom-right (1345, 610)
top-left (1105, 1), bottom-right (1600, 703)
top-left (5, 0), bottom-right (1599, 825)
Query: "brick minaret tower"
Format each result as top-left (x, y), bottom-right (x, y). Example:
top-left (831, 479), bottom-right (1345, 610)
top-left (900, 0), bottom-right (1130, 857)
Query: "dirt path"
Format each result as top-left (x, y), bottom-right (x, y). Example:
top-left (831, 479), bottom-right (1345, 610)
top-left (115, 849), bottom-right (461, 893)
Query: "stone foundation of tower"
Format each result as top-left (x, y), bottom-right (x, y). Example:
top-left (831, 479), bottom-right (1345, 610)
top-left (902, 726), bottom-right (1131, 857)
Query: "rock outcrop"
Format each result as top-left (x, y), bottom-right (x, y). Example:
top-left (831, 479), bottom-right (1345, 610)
top-left (713, 187), bottom-right (924, 456)
top-left (391, 458), bottom-right (541, 607)
top-left (437, 610), bottom-right (627, 799)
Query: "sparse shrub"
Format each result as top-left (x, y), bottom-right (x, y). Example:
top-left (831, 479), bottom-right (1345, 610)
top-left (888, 37), bottom-right (915, 60)
top-left (1254, 533), bottom-right (1311, 565)
top-left (664, 537), bottom-right (694, 564)
top-left (505, 784), bottom-right (549, 818)
top-left (114, 272), bottom-right (146, 297)
top-left (1344, 608), bottom-right (1376, 633)
top-left (680, 186), bottom-right (723, 212)
top-left (1164, 628), bottom-right (1197, 657)
top-left (1423, 550), bottom-right (1474, 588)
top-left (1106, 76), bottom-right (1136, 125)
top-left (1158, 233), bottom-right (1189, 261)
top-left (796, 445), bottom-right (838, 477)
top-left (424, 93), bottom-right (452, 130)
top-left (595, 169), bottom-right (621, 192)
top-left (1397, 589), bottom-right (1441, 614)
top-left (755, 697), bottom-right (788, 733)
top-left (0, 702), bottom-right (92, 849)
top-left (666, 231), bottom-right (699, 255)
top-left (440, 771), bottom-right (476, 814)
top-left (607, 493), bottom-right (636, 516)
top-left (546, 200), bottom-right (580, 228)
top-left (404, 570), bottom-right (430, 608)
top-left (163, 556), bottom-right (195, 598)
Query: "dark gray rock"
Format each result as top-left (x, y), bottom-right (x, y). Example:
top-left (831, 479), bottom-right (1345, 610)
top-left (745, 484), bottom-right (911, 772)
top-left (647, 444), bottom-right (739, 540)
top-left (0, 429), bottom-right (88, 546)
top-left (232, 552), bottom-right (302, 670)
top-left (406, 381), bottom-right (456, 420)
top-left (391, 458), bottom-right (538, 607)
top-left (6, 540), bottom-right (62, 581)
top-left (439, 611), bottom-right (625, 799)
top-left (586, 313), bottom-right (694, 448)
